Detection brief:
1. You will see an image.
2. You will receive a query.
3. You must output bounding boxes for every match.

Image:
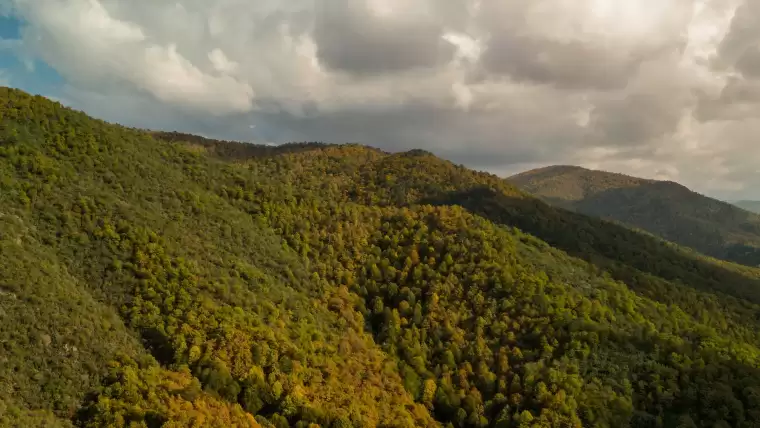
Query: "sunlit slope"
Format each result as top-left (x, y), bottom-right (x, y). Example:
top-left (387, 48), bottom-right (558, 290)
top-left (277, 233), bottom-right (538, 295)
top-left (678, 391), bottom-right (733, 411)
top-left (186, 142), bottom-right (760, 426)
top-left (5, 86), bottom-right (760, 426)
top-left (0, 87), bottom-right (435, 427)
top-left (510, 165), bottom-right (760, 267)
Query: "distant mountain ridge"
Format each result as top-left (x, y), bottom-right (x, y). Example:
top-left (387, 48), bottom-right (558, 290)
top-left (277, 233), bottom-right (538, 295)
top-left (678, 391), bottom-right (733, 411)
top-left (733, 200), bottom-right (760, 214)
top-left (509, 165), bottom-right (760, 266)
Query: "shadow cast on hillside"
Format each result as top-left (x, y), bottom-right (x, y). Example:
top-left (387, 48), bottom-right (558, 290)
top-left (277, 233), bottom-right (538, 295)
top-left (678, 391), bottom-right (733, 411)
top-left (421, 186), bottom-right (760, 308)
top-left (568, 182), bottom-right (760, 267)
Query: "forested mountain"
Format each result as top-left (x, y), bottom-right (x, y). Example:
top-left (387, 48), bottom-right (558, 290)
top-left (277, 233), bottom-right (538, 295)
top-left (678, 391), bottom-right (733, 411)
top-left (4, 87), bottom-right (760, 427)
top-left (733, 200), bottom-right (760, 214)
top-left (509, 165), bottom-right (760, 267)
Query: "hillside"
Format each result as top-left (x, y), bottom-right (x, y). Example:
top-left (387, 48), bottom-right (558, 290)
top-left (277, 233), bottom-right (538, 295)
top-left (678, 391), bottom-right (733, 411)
top-left (733, 200), bottom-right (760, 214)
top-left (4, 87), bottom-right (760, 427)
top-left (509, 165), bottom-right (760, 267)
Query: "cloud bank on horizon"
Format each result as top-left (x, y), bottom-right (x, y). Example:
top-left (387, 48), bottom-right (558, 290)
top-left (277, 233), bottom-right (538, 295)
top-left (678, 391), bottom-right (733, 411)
top-left (2, 0), bottom-right (759, 199)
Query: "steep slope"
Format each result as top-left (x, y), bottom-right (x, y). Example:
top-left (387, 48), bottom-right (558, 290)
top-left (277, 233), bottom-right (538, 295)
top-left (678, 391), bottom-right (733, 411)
top-left (201, 145), bottom-right (760, 426)
top-left (0, 211), bottom-right (145, 428)
top-left (733, 200), bottom-right (760, 214)
top-left (6, 87), bottom-right (760, 427)
top-left (509, 165), bottom-right (760, 267)
top-left (0, 87), bottom-right (434, 427)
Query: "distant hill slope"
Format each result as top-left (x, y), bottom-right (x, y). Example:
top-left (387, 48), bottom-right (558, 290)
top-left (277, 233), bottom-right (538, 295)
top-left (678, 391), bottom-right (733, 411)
top-left (509, 165), bottom-right (760, 267)
top-left (733, 200), bottom-right (760, 214)
top-left (8, 87), bottom-right (760, 426)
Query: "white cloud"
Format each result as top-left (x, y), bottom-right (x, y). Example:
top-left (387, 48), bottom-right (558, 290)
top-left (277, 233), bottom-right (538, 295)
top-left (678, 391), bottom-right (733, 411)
top-left (8, 0), bottom-right (760, 199)
top-left (11, 0), bottom-right (254, 114)
top-left (208, 48), bottom-right (239, 74)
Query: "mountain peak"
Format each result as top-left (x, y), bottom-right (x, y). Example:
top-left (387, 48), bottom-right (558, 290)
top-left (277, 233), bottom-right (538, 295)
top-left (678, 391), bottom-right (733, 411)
top-left (509, 164), bottom-right (656, 203)
top-left (509, 164), bottom-right (760, 266)
top-left (510, 164), bottom-right (587, 180)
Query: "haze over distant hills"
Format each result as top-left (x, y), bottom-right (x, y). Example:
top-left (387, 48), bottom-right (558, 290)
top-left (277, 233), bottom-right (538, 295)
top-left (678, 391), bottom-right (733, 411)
top-left (509, 165), bottom-right (760, 267)
top-left (732, 200), bottom-right (760, 214)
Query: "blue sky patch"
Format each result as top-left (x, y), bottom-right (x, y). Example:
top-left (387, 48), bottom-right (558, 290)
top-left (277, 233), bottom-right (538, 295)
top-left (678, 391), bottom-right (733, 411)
top-left (0, 14), bottom-right (64, 97)
top-left (0, 14), bottom-right (21, 40)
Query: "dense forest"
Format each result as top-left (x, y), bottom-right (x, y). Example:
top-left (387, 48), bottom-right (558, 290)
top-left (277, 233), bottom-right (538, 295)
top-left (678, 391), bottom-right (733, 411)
top-left (4, 87), bottom-right (760, 427)
top-left (509, 165), bottom-right (760, 268)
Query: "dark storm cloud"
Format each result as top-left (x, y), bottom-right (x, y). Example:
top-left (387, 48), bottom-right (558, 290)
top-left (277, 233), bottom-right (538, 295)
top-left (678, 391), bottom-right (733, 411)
top-left (698, 0), bottom-right (760, 122)
top-left (312, 0), bottom-right (457, 76)
top-left (250, 98), bottom-right (586, 169)
top-left (481, 34), bottom-right (642, 91)
top-left (590, 91), bottom-right (688, 145)
top-left (734, 46), bottom-right (760, 78)
top-left (713, 0), bottom-right (760, 75)
top-left (697, 77), bottom-right (760, 122)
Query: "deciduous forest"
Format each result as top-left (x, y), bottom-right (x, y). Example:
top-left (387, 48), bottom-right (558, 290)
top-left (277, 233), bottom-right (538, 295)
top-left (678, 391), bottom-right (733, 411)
top-left (3, 87), bottom-right (760, 427)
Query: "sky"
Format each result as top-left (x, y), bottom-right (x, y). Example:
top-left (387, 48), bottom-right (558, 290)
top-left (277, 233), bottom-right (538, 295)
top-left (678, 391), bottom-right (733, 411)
top-left (1, 0), bottom-right (760, 200)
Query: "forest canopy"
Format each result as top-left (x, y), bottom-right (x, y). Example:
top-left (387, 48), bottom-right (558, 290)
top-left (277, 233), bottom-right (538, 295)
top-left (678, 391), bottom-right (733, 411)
top-left (2, 87), bottom-right (760, 427)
